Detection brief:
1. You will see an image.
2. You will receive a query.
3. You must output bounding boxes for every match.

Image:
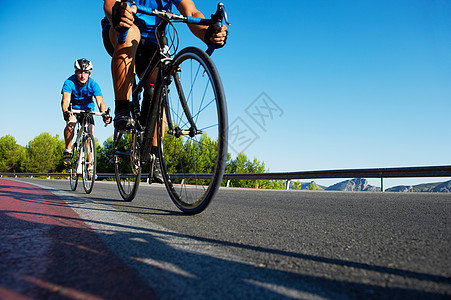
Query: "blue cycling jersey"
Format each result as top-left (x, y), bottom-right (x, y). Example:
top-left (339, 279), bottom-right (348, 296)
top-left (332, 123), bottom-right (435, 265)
top-left (135, 0), bottom-right (182, 42)
top-left (102, 0), bottom-right (182, 44)
top-left (61, 75), bottom-right (103, 111)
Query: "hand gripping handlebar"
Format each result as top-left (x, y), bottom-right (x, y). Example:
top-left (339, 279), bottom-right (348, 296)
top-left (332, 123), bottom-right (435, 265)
top-left (116, 1), bottom-right (230, 55)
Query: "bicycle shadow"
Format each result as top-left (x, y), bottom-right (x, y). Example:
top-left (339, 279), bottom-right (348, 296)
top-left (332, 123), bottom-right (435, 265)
top-left (0, 180), bottom-right (184, 217)
top-left (0, 179), bottom-right (449, 299)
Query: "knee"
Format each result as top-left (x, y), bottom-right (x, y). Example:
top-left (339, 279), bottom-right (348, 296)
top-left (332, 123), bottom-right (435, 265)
top-left (66, 122), bottom-right (76, 131)
top-left (110, 24), bottom-right (140, 50)
top-left (88, 124), bottom-right (95, 135)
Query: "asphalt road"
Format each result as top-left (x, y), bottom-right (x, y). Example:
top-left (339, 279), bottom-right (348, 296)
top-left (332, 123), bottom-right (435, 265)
top-left (1, 178), bottom-right (450, 299)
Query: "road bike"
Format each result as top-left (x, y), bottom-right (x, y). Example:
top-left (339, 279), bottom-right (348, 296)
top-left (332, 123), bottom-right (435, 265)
top-left (67, 107), bottom-right (110, 194)
top-left (112, 2), bottom-right (230, 214)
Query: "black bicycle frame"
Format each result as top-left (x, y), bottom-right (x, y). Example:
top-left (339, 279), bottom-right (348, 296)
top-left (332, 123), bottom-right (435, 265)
top-left (131, 17), bottom-right (198, 160)
top-left (118, 2), bottom-right (229, 161)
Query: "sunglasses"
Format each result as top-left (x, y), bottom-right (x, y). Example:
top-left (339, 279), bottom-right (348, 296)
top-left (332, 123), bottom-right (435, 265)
top-left (76, 70), bottom-right (91, 75)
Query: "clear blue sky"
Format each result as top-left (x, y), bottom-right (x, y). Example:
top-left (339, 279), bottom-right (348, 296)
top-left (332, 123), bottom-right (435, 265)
top-left (0, 0), bottom-right (450, 188)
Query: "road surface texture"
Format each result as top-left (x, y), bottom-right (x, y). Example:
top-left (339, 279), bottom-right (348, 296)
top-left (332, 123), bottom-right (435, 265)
top-left (1, 178), bottom-right (450, 299)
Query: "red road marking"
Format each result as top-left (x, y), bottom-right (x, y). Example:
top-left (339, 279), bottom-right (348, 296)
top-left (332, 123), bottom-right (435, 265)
top-left (0, 179), bottom-right (88, 229)
top-left (0, 179), bottom-right (157, 299)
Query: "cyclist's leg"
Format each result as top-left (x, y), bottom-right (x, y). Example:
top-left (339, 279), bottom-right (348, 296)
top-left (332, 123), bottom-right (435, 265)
top-left (151, 107), bottom-right (166, 183)
top-left (63, 115), bottom-right (77, 165)
top-left (134, 40), bottom-right (166, 183)
top-left (104, 22), bottom-right (141, 129)
top-left (82, 133), bottom-right (96, 194)
top-left (141, 83), bottom-right (165, 183)
top-left (86, 116), bottom-right (95, 166)
top-left (64, 115), bottom-right (77, 151)
top-left (88, 124), bottom-right (95, 137)
top-left (136, 39), bottom-right (158, 125)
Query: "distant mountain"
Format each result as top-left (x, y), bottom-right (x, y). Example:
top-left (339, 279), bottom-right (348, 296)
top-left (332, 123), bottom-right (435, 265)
top-left (433, 180), bottom-right (451, 192)
top-left (288, 179), bottom-right (451, 193)
top-left (385, 185), bottom-right (413, 192)
top-left (386, 180), bottom-right (451, 193)
top-left (290, 181), bottom-right (326, 190)
top-left (325, 178), bottom-right (380, 192)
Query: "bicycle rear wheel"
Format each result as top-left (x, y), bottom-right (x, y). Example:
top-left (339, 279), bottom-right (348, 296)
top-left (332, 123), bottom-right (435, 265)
top-left (69, 146), bottom-right (79, 191)
top-left (158, 47), bottom-right (228, 214)
top-left (82, 133), bottom-right (96, 194)
top-left (113, 128), bottom-right (141, 201)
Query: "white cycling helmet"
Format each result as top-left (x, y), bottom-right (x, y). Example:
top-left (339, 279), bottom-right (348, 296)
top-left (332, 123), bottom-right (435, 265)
top-left (74, 58), bottom-right (93, 71)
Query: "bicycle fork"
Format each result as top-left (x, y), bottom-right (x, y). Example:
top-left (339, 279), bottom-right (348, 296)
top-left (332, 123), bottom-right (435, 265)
top-left (77, 140), bottom-right (85, 174)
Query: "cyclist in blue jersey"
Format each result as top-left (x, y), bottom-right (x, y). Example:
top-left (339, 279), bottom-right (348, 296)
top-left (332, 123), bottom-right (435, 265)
top-left (61, 58), bottom-right (112, 165)
top-left (102, 0), bottom-right (228, 182)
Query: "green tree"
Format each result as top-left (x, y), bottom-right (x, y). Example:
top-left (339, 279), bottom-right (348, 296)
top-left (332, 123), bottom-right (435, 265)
top-left (227, 152), bottom-right (248, 188)
top-left (97, 135), bottom-right (115, 173)
top-left (0, 135), bottom-right (25, 172)
top-left (227, 153), bottom-right (268, 188)
top-left (307, 181), bottom-right (319, 190)
top-left (23, 133), bottom-right (65, 173)
top-left (260, 180), bottom-right (285, 190)
top-left (292, 181), bottom-right (303, 190)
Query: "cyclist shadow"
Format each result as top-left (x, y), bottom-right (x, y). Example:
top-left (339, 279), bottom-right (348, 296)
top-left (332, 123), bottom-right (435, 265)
top-left (98, 224), bottom-right (451, 299)
top-left (0, 181), bottom-right (87, 207)
top-left (80, 195), bottom-right (187, 216)
top-left (0, 180), bottom-right (448, 299)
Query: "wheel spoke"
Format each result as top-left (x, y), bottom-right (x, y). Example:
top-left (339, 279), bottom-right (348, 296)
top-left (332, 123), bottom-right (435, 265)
top-left (158, 47), bottom-right (227, 214)
top-left (114, 129), bottom-right (141, 201)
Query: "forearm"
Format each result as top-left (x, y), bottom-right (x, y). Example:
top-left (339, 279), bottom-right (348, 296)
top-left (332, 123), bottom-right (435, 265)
top-left (61, 93), bottom-right (71, 112)
top-left (177, 1), bottom-right (208, 43)
top-left (187, 12), bottom-right (208, 43)
top-left (96, 97), bottom-right (107, 113)
top-left (104, 0), bottom-right (116, 24)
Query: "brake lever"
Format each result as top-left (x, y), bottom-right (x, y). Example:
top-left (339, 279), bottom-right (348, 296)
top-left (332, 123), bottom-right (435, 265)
top-left (206, 3), bottom-right (231, 56)
top-left (221, 4), bottom-right (231, 26)
top-left (104, 107), bottom-right (111, 127)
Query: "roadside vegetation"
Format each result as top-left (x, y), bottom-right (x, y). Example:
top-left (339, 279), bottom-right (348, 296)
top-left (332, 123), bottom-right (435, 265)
top-left (0, 133), bottom-right (315, 190)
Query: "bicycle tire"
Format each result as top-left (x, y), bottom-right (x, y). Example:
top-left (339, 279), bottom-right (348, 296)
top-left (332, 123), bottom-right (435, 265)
top-left (157, 46), bottom-right (228, 214)
top-left (113, 128), bottom-right (141, 201)
top-left (82, 133), bottom-right (96, 194)
top-left (69, 146), bottom-right (79, 191)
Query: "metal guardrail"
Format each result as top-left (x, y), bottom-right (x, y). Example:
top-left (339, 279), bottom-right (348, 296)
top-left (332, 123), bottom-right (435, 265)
top-left (1, 165), bottom-right (450, 191)
top-left (223, 165), bottom-right (451, 191)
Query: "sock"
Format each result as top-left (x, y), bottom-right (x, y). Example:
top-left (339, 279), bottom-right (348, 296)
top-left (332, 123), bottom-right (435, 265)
top-left (114, 100), bottom-right (130, 116)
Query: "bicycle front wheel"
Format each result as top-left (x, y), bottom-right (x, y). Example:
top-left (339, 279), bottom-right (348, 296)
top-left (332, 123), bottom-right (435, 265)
top-left (113, 128), bottom-right (141, 201)
top-left (158, 47), bottom-right (228, 214)
top-left (82, 133), bottom-right (96, 194)
top-left (69, 146), bottom-right (79, 191)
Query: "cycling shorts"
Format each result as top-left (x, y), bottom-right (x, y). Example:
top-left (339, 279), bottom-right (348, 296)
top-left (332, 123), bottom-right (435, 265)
top-left (66, 114), bottom-right (95, 126)
top-left (102, 22), bottom-right (158, 77)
